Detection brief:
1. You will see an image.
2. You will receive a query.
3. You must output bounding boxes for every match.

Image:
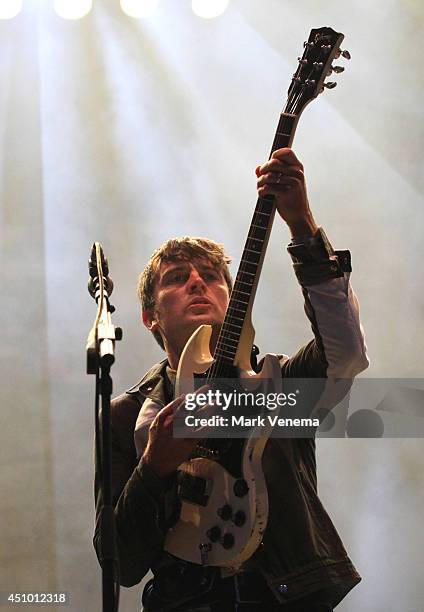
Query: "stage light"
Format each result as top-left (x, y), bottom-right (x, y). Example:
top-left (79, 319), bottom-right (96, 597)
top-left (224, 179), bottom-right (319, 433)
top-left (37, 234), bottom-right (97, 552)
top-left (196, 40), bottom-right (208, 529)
top-left (120, 0), bottom-right (160, 19)
top-left (191, 0), bottom-right (229, 19)
top-left (0, 0), bottom-right (22, 19)
top-left (53, 0), bottom-right (93, 20)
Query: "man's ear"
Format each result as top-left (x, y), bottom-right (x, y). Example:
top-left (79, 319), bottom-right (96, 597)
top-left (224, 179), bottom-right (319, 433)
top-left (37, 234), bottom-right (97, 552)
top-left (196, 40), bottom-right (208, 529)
top-left (142, 308), bottom-right (159, 332)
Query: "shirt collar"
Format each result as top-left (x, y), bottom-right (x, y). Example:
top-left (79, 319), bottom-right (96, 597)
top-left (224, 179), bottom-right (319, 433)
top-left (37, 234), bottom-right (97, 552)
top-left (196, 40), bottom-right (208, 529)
top-left (126, 358), bottom-right (174, 406)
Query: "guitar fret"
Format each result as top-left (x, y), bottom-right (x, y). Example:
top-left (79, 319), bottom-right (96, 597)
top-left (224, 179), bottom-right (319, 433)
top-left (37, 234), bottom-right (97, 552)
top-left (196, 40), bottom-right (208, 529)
top-left (230, 300), bottom-right (249, 309)
top-left (223, 316), bottom-right (243, 325)
top-left (220, 334), bottom-right (240, 345)
top-left (239, 270), bottom-right (255, 277)
top-left (240, 261), bottom-right (258, 275)
top-left (246, 239), bottom-right (264, 249)
top-left (250, 223), bottom-right (268, 232)
top-left (242, 253), bottom-right (260, 266)
top-left (235, 280), bottom-right (253, 288)
top-left (250, 224), bottom-right (266, 232)
top-left (227, 301), bottom-right (246, 309)
top-left (224, 323), bottom-right (243, 332)
top-left (215, 347), bottom-right (236, 358)
top-left (232, 289), bottom-right (251, 297)
top-left (226, 313), bottom-right (245, 322)
top-left (214, 357), bottom-right (234, 367)
top-left (252, 217), bottom-right (268, 228)
top-left (221, 329), bottom-right (240, 339)
top-left (220, 337), bottom-right (238, 347)
top-left (222, 320), bottom-right (242, 330)
top-left (220, 329), bottom-right (241, 341)
top-left (227, 309), bottom-right (246, 319)
top-left (217, 330), bottom-right (240, 346)
top-left (229, 297), bottom-right (248, 308)
top-left (229, 296), bottom-right (248, 305)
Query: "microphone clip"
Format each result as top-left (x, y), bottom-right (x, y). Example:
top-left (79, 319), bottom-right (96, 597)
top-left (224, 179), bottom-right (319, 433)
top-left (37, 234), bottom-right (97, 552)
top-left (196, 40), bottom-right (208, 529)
top-left (86, 243), bottom-right (122, 374)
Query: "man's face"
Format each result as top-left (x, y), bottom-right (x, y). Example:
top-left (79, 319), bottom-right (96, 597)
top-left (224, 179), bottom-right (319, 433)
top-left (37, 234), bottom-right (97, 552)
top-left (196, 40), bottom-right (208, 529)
top-left (143, 257), bottom-right (230, 354)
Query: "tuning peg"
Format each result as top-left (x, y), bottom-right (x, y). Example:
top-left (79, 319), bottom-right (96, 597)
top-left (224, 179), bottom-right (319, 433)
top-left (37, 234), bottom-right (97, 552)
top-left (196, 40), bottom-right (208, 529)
top-left (331, 65), bottom-right (345, 74)
top-left (297, 57), bottom-right (308, 65)
top-left (341, 49), bottom-right (351, 59)
top-left (324, 81), bottom-right (337, 89)
top-left (303, 41), bottom-right (315, 48)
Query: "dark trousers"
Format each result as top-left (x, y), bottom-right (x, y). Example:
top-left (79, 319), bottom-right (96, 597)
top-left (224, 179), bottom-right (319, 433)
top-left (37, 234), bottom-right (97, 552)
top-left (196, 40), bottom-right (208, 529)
top-left (142, 572), bottom-right (334, 612)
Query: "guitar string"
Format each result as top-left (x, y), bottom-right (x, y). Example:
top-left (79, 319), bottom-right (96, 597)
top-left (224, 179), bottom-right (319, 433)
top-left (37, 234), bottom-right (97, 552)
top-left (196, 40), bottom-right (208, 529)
top-left (209, 114), bottom-right (296, 381)
top-left (213, 114), bottom-right (294, 361)
top-left (211, 54), bottom-right (328, 377)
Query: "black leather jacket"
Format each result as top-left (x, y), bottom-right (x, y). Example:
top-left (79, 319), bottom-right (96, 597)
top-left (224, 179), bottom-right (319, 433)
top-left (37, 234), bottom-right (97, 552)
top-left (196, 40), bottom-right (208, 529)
top-left (94, 230), bottom-right (369, 607)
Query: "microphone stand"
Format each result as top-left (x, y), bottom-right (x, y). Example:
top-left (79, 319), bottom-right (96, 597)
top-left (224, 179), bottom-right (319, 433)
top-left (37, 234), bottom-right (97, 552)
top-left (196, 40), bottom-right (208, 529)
top-left (86, 243), bottom-right (122, 612)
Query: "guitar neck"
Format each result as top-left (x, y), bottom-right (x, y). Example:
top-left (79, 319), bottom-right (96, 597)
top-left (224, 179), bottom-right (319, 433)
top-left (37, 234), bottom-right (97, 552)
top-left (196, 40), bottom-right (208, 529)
top-left (210, 113), bottom-right (299, 378)
top-left (209, 26), bottom-right (347, 379)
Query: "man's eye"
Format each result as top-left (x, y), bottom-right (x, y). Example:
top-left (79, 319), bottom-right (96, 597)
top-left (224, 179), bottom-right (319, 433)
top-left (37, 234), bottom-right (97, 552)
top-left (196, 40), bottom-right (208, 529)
top-left (168, 273), bottom-right (184, 283)
top-left (204, 272), bottom-right (219, 281)
top-left (171, 269), bottom-right (193, 283)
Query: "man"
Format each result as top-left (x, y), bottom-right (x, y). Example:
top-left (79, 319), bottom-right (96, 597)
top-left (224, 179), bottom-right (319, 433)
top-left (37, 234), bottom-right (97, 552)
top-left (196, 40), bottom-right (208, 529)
top-left (94, 148), bottom-right (369, 611)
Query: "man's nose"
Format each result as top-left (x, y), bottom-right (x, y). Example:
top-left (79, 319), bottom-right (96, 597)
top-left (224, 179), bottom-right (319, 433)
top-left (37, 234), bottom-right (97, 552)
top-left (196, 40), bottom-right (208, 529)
top-left (187, 269), bottom-right (206, 292)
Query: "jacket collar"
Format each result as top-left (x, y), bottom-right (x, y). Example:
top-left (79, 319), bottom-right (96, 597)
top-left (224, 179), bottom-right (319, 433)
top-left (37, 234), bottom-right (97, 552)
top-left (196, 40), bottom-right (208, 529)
top-left (125, 358), bottom-right (170, 406)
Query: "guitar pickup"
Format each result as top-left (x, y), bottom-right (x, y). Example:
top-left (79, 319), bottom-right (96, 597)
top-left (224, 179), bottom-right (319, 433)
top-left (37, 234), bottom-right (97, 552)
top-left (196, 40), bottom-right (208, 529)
top-left (177, 471), bottom-right (212, 507)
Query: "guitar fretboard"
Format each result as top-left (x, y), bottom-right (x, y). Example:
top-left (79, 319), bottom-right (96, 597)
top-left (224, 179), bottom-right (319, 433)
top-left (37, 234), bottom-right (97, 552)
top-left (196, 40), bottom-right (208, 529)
top-left (209, 112), bottom-right (297, 379)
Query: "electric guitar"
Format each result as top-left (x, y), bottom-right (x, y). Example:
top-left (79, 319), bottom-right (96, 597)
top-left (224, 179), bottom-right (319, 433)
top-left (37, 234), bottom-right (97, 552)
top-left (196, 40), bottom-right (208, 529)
top-left (164, 27), bottom-right (350, 569)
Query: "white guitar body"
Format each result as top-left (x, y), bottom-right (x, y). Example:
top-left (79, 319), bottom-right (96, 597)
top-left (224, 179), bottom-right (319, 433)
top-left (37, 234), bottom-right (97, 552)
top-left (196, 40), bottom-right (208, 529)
top-left (164, 324), bottom-right (282, 569)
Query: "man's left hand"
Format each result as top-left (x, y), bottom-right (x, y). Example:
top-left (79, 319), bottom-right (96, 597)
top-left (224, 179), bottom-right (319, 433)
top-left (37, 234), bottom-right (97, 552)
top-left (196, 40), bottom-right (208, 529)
top-left (256, 147), bottom-right (318, 239)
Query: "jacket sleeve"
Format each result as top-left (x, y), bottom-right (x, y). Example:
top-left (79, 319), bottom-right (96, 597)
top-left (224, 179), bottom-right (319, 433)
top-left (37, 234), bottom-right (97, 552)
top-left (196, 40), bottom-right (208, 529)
top-left (281, 227), bottom-right (369, 380)
top-left (93, 393), bottom-right (178, 587)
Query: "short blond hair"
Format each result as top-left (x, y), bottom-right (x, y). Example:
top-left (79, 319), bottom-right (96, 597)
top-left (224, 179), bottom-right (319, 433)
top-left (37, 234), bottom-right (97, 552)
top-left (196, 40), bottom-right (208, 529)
top-left (138, 236), bottom-right (232, 349)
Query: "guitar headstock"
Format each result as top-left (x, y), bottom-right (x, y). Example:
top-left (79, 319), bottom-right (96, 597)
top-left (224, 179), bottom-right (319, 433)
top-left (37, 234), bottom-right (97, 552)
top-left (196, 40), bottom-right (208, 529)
top-left (286, 27), bottom-right (349, 116)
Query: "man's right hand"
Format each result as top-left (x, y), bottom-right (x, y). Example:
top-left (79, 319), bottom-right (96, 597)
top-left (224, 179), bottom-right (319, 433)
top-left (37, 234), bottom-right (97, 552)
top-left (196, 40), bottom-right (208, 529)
top-left (142, 395), bottom-right (199, 478)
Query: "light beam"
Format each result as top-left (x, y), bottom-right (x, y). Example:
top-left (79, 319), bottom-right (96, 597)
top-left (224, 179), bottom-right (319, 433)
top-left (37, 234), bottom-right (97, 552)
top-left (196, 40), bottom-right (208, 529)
top-left (120, 0), bottom-right (160, 19)
top-left (0, 0), bottom-right (22, 19)
top-left (53, 0), bottom-right (93, 20)
top-left (191, 0), bottom-right (229, 19)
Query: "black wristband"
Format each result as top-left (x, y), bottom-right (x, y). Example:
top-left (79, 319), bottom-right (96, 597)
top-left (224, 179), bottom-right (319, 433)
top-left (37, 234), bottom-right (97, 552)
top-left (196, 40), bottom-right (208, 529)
top-left (287, 227), bottom-right (335, 263)
top-left (287, 228), bottom-right (351, 286)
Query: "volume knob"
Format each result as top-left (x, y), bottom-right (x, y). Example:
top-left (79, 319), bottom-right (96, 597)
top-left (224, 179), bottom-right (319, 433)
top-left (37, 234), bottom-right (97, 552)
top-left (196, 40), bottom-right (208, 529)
top-left (233, 479), bottom-right (249, 498)
top-left (217, 505), bottom-right (233, 521)
top-left (222, 533), bottom-right (235, 549)
top-left (234, 510), bottom-right (246, 527)
top-left (206, 526), bottom-right (221, 542)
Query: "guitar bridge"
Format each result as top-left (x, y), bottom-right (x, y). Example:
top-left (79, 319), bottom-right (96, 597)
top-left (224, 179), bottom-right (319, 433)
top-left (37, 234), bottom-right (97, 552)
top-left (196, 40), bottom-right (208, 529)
top-left (193, 445), bottom-right (221, 460)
